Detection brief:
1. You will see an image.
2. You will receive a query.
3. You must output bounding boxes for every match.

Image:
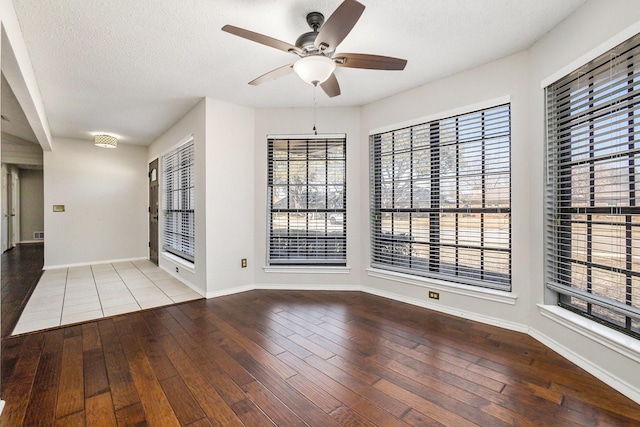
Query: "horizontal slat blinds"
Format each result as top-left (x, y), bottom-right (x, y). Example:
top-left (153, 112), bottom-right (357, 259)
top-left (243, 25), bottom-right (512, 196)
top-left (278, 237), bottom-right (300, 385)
top-left (370, 105), bottom-right (511, 291)
top-left (162, 138), bottom-right (195, 262)
top-left (268, 136), bottom-right (346, 265)
top-left (546, 32), bottom-right (640, 337)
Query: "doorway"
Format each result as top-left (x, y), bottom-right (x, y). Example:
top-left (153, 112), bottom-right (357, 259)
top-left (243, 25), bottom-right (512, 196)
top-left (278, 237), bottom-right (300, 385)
top-left (2, 167), bottom-right (19, 253)
top-left (149, 158), bottom-right (159, 265)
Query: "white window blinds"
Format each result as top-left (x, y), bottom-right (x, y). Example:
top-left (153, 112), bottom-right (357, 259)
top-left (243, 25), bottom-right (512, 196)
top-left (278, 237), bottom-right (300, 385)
top-left (546, 32), bottom-right (640, 337)
top-left (162, 138), bottom-right (195, 262)
top-left (268, 136), bottom-right (346, 265)
top-left (370, 105), bottom-right (511, 291)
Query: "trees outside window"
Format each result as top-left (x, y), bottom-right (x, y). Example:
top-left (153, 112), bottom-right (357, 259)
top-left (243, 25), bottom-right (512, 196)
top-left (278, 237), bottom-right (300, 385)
top-left (268, 136), bottom-right (346, 266)
top-left (371, 105), bottom-right (511, 291)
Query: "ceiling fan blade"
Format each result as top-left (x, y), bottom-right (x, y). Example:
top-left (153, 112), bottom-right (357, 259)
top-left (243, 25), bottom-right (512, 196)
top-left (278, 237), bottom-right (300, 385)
top-left (320, 73), bottom-right (341, 97)
top-left (249, 64), bottom-right (294, 86)
top-left (222, 25), bottom-right (303, 55)
top-left (334, 53), bottom-right (407, 70)
top-left (314, 0), bottom-right (365, 52)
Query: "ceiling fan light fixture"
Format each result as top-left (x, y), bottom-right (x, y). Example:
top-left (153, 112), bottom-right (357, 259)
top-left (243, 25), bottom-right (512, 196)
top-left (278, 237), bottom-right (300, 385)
top-left (94, 134), bottom-right (118, 148)
top-left (293, 55), bottom-right (336, 86)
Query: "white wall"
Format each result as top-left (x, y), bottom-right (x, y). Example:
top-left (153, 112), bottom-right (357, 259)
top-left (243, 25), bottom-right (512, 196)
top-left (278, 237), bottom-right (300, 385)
top-left (527, 0), bottom-right (640, 403)
top-left (205, 98), bottom-right (255, 297)
top-left (357, 0), bottom-right (640, 404)
top-left (1, 133), bottom-right (42, 166)
top-left (19, 168), bottom-right (42, 242)
top-left (148, 98), bottom-right (207, 294)
top-left (3, 0), bottom-right (640, 406)
top-left (361, 51), bottom-right (530, 329)
top-left (147, 97), bottom-right (256, 297)
top-left (253, 107), bottom-right (363, 289)
top-left (43, 137), bottom-right (147, 268)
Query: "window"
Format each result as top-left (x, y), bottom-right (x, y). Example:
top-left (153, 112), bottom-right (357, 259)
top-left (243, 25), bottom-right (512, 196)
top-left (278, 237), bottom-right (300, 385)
top-left (546, 32), bottom-right (640, 338)
top-left (268, 136), bottom-right (346, 265)
top-left (162, 137), bottom-right (195, 262)
top-left (370, 105), bottom-right (511, 291)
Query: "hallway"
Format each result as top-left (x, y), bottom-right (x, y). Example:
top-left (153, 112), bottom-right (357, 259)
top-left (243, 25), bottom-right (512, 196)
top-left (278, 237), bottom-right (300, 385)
top-left (1, 243), bottom-right (44, 337)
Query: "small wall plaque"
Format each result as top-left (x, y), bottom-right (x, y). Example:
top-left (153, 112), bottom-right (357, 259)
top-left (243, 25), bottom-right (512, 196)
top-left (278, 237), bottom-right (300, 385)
top-left (53, 205), bottom-right (65, 212)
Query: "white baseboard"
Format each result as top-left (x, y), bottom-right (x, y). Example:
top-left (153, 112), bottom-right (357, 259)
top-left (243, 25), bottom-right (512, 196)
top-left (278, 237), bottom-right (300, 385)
top-left (529, 327), bottom-right (640, 405)
top-left (182, 283), bottom-right (640, 404)
top-left (44, 257), bottom-right (148, 270)
top-left (200, 282), bottom-right (526, 333)
top-left (19, 240), bottom-right (43, 244)
top-left (206, 285), bottom-right (255, 299)
top-left (361, 285), bottom-right (529, 333)
top-left (205, 283), bottom-right (360, 299)
top-left (160, 265), bottom-right (205, 297)
top-left (256, 283), bottom-right (361, 292)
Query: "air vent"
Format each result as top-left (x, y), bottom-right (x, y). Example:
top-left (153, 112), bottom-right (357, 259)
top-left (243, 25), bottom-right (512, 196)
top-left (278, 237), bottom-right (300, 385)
top-left (33, 231), bottom-right (44, 240)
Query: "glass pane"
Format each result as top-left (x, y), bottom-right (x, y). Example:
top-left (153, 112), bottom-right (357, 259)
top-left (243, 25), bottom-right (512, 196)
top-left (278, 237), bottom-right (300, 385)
top-left (412, 148), bottom-right (431, 179)
top-left (632, 277), bottom-right (640, 310)
top-left (327, 143), bottom-right (344, 159)
top-left (484, 214), bottom-right (509, 248)
top-left (594, 159), bottom-right (628, 207)
top-left (411, 242), bottom-right (430, 271)
top-left (592, 217), bottom-right (625, 270)
top-left (394, 129), bottom-right (411, 152)
top-left (571, 164), bottom-right (590, 207)
top-left (273, 161), bottom-right (288, 185)
top-left (306, 187), bottom-right (326, 209)
top-left (484, 250), bottom-right (510, 282)
top-left (591, 304), bottom-right (626, 328)
top-left (272, 140), bottom-right (289, 159)
top-left (327, 186), bottom-right (344, 209)
top-left (381, 183), bottom-right (393, 209)
top-left (571, 262), bottom-right (588, 291)
top-left (457, 214), bottom-right (482, 247)
top-left (440, 213), bottom-right (456, 245)
top-left (328, 161), bottom-right (344, 184)
top-left (571, 219), bottom-right (587, 263)
top-left (371, 104), bottom-right (510, 288)
top-left (272, 186), bottom-right (288, 208)
top-left (591, 268), bottom-right (626, 304)
top-left (411, 214), bottom-right (429, 243)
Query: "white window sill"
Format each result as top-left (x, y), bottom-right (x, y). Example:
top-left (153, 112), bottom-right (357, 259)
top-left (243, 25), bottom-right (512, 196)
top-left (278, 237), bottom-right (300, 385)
top-left (366, 268), bottom-right (517, 305)
top-left (162, 252), bottom-right (195, 272)
top-left (264, 266), bottom-right (350, 274)
top-left (537, 304), bottom-right (640, 363)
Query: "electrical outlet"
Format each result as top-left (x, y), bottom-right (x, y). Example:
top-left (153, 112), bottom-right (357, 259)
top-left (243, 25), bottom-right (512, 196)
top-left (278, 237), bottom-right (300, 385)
top-left (241, 258), bottom-right (247, 268)
top-left (428, 291), bottom-right (440, 300)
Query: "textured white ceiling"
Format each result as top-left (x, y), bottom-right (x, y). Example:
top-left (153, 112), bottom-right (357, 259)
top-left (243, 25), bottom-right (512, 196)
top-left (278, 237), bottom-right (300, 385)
top-left (12, 0), bottom-right (585, 146)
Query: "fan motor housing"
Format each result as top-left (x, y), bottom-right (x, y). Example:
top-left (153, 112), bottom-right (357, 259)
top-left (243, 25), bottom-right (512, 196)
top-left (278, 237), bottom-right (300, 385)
top-left (296, 12), bottom-right (324, 52)
top-left (296, 31), bottom-right (318, 52)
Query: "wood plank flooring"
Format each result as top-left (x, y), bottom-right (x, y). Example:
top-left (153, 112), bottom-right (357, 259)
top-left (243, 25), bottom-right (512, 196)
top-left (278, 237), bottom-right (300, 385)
top-left (2, 288), bottom-right (640, 426)
top-left (1, 243), bottom-right (44, 338)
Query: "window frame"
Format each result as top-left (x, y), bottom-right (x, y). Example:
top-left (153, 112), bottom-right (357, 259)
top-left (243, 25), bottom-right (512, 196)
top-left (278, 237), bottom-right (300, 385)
top-left (545, 31), bottom-right (640, 338)
top-left (370, 104), bottom-right (512, 291)
top-left (267, 134), bottom-right (347, 266)
top-left (161, 136), bottom-right (195, 264)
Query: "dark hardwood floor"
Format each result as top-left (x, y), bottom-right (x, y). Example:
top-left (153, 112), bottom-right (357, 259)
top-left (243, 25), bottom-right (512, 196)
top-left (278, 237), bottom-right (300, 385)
top-left (1, 283), bottom-right (640, 426)
top-left (1, 243), bottom-right (44, 338)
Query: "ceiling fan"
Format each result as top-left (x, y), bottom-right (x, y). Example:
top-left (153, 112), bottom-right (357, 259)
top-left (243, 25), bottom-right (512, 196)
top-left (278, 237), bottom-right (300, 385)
top-left (221, 0), bottom-right (407, 98)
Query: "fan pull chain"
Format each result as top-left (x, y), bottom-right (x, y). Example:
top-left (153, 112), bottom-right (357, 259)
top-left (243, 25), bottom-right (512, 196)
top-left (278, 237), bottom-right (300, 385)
top-left (313, 85), bottom-right (318, 135)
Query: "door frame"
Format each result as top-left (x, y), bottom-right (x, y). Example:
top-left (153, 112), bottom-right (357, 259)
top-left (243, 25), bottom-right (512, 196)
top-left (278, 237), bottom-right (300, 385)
top-left (149, 158), bottom-right (159, 265)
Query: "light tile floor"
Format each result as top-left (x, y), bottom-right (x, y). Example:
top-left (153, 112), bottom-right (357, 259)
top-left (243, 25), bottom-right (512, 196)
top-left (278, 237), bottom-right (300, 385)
top-left (13, 259), bottom-right (202, 335)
